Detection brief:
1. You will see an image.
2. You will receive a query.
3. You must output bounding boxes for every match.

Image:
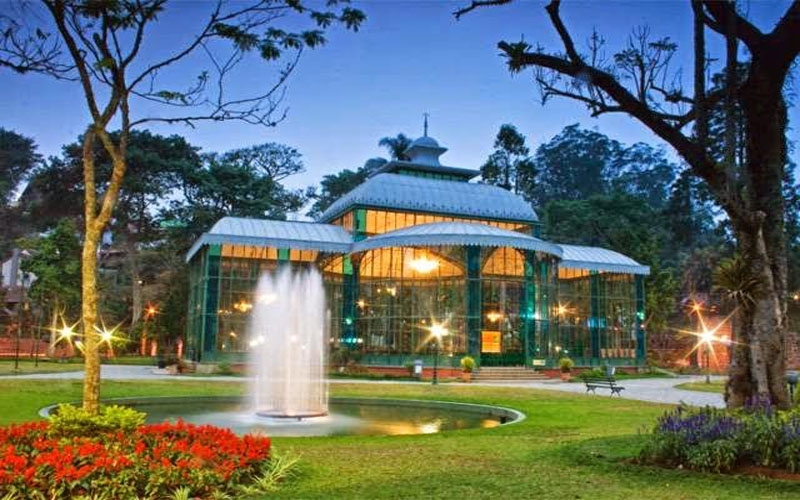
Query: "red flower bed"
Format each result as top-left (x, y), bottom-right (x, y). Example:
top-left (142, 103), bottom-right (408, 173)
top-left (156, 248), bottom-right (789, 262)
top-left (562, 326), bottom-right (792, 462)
top-left (0, 420), bottom-right (271, 499)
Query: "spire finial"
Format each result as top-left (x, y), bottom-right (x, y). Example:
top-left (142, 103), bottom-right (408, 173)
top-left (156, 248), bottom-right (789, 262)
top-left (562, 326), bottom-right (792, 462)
top-left (423, 112), bottom-right (429, 137)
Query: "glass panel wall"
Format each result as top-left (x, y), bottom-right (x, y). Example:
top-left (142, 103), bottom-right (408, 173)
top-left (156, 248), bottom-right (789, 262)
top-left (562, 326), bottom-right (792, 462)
top-left (357, 246), bottom-right (467, 358)
top-left (556, 267), bottom-right (591, 360)
top-left (189, 244), bottom-right (344, 358)
top-left (330, 209), bottom-right (533, 236)
top-left (602, 273), bottom-right (638, 358)
top-left (480, 248), bottom-right (525, 365)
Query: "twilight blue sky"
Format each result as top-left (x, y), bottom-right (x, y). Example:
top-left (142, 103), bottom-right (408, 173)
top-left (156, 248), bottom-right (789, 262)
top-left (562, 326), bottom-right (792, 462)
top-left (1, 0), bottom-right (797, 192)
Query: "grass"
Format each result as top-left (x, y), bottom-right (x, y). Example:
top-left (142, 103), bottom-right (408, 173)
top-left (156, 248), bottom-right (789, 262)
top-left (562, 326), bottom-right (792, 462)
top-left (676, 380), bottom-right (726, 393)
top-left (0, 379), bottom-right (796, 499)
top-left (0, 358), bottom-right (84, 375)
top-left (0, 355), bottom-right (159, 375)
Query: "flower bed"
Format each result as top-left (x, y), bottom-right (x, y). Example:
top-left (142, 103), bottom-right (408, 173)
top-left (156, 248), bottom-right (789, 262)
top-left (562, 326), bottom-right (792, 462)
top-left (641, 397), bottom-right (800, 474)
top-left (0, 407), bottom-right (274, 499)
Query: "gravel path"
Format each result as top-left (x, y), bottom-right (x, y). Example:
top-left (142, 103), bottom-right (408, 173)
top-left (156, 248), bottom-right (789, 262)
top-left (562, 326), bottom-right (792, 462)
top-left (0, 365), bottom-right (725, 408)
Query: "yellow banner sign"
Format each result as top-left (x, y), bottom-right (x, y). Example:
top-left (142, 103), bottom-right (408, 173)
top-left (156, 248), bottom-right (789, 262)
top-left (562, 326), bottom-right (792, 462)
top-left (481, 330), bottom-right (501, 353)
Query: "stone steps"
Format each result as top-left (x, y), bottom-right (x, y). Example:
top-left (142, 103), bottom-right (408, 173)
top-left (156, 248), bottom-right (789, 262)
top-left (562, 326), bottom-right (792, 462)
top-left (472, 367), bottom-right (549, 381)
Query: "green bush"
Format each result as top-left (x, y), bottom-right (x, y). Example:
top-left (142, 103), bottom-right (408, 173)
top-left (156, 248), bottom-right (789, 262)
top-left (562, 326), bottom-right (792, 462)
top-left (558, 357), bottom-right (574, 373)
top-left (49, 404), bottom-right (146, 438)
top-left (460, 356), bottom-right (476, 373)
top-left (404, 361), bottom-right (415, 376)
top-left (580, 368), bottom-right (604, 380)
top-left (215, 362), bottom-right (234, 375)
top-left (641, 398), bottom-right (800, 473)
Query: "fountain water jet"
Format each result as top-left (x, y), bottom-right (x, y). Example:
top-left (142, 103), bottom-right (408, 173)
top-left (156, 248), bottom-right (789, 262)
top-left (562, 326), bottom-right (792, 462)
top-left (248, 267), bottom-right (328, 418)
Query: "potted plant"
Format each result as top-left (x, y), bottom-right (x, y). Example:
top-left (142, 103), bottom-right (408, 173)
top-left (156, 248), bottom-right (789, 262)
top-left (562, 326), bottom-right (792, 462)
top-left (460, 356), bottom-right (475, 382)
top-left (559, 357), bottom-right (574, 381)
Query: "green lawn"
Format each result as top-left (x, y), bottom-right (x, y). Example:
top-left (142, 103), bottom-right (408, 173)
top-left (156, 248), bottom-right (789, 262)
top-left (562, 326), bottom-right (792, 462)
top-left (676, 380), bottom-right (726, 393)
top-left (0, 358), bottom-right (85, 375)
top-left (0, 380), bottom-right (795, 499)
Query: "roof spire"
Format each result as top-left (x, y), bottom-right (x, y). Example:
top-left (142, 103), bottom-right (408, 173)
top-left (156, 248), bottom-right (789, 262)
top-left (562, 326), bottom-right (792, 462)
top-left (423, 112), bottom-right (429, 137)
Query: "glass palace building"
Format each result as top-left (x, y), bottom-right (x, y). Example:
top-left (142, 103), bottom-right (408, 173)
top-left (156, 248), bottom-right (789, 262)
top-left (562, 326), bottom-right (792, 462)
top-left (185, 135), bottom-right (649, 368)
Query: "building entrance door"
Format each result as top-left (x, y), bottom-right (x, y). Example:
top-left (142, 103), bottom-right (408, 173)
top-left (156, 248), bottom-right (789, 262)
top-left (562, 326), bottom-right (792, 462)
top-left (479, 329), bottom-right (525, 366)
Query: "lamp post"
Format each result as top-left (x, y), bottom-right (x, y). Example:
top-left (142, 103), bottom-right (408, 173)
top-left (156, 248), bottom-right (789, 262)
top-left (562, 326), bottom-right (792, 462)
top-left (430, 323), bottom-right (448, 386)
top-left (14, 273), bottom-right (30, 373)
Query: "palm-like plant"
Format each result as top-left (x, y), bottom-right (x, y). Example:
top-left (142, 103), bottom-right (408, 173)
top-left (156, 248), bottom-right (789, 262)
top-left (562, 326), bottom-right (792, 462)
top-left (713, 254), bottom-right (761, 310)
top-left (378, 133), bottom-right (412, 161)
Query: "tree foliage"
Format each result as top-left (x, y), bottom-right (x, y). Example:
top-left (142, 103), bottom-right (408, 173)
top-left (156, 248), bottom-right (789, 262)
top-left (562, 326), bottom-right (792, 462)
top-left (480, 124), bottom-right (536, 202)
top-left (18, 218), bottom-right (82, 324)
top-left (0, 128), bottom-right (40, 207)
top-left (459, 0), bottom-right (800, 407)
top-left (0, 0), bottom-right (364, 413)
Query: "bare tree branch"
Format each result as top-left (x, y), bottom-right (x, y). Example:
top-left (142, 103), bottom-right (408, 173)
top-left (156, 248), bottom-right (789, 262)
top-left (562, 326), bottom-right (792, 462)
top-left (453, 0), bottom-right (512, 20)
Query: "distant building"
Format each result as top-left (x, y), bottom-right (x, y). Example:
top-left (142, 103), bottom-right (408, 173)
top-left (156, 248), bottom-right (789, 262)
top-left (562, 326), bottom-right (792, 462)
top-left (186, 134), bottom-right (649, 368)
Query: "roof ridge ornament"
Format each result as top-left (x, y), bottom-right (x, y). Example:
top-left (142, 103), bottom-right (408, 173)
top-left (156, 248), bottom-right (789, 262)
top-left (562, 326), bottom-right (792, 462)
top-left (423, 112), bottom-right (429, 137)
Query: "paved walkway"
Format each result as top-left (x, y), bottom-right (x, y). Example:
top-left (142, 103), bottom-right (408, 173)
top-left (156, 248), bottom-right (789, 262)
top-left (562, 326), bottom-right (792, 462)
top-left (1, 365), bottom-right (725, 408)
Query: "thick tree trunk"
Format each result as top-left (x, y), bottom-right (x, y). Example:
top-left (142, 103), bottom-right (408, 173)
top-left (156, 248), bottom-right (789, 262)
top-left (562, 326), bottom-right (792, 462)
top-left (81, 224), bottom-right (101, 413)
top-left (725, 55), bottom-right (790, 409)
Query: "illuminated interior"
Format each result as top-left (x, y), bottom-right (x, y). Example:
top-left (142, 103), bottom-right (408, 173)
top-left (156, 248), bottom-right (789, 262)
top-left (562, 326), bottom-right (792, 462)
top-left (186, 133), bottom-right (647, 368)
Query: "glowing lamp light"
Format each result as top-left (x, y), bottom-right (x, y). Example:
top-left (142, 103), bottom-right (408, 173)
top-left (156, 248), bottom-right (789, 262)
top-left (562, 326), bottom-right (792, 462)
top-left (430, 322), bottom-right (448, 339)
top-left (58, 325), bottom-right (76, 342)
top-left (357, 299), bottom-right (366, 309)
top-left (100, 329), bottom-right (113, 343)
top-left (408, 256), bottom-right (439, 274)
top-left (691, 302), bottom-right (703, 313)
top-left (486, 311), bottom-right (503, 323)
top-left (144, 305), bottom-right (158, 319)
top-left (233, 301), bottom-right (253, 313)
top-left (556, 304), bottom-right (568, 316)
top-left (386, 286), bottom-right (397, 297)
top-left (699, 328), bottom-right (715, 345)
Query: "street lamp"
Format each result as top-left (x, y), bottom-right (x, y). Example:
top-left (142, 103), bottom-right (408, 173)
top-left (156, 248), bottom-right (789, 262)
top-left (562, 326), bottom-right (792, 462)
top-left (14, 273), bottom-right (31, 373)
top-left (430, 322), bottom-right (448, 386)
top-left (699, 328), bottom-right (714, 384)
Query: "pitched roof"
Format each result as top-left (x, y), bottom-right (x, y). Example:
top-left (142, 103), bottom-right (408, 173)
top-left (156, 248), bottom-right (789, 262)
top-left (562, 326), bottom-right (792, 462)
top-left (185, 217), bottom-right (352, 261)
top-left (353, 222), bottom-right (562, 257)
top-left (557, 244), bottom-right (650, 275)
top-left (319, 173), bottom-right (539, 223)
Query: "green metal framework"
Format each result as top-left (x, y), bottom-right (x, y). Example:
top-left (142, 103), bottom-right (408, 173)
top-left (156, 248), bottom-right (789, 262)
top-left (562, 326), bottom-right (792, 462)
top-left (185, 214), bottom-right (646, 368)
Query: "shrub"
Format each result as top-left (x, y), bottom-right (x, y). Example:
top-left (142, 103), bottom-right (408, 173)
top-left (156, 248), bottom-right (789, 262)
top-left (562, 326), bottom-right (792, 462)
top-left (580, 368), bottom-right (604, 380)
top-left (0, 418), bottom-right (278, 499)
top-left (460, 356), bottom-right (476, 373)
top-left (215, 362), bottom-right (234, 375)
top-left (49, 404), bottom-right (145, 438)
top-left (558, 357), bottom-right (574, 373)
top-left (404, 361), bottom-right (415, 376)
top-left (641, 398), bottom-right (800, 474)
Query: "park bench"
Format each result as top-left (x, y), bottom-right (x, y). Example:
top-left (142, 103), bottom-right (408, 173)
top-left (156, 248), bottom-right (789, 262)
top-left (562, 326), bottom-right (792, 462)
top-left (583, 376), bottom-right (625, 396)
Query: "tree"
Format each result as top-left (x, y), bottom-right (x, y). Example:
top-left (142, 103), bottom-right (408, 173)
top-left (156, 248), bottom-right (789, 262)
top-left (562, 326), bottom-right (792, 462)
top-left (544, 192), bottom-right (677, 354)
top-left (217, 142), bottom-right (304, 181)
top-left (307, 157), bottom-right (386, 219)
top-left (480, 124), bottom-right (537, 202)
top-left (0, 128), bottom-right (40, 206)
top-left (458, 0), bottom-right (800, 407)
top-left (18, 219), bottom-right (81, 354)
top-left (0, 128), bottom-right (41, 256)
top-left (170, 148), bottom-right (306, 239)
top-left (610, 143), bottom-right (676, 210)
top-left (533, 124), bottom-right (619, 205)
top-left (0, 0), bottom-right (364, 413)
top-left (378, 133), bottom-right (412, 161)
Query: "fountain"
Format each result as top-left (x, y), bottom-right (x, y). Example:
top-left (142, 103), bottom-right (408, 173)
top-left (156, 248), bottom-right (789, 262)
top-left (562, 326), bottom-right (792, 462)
top-left (248, 267), bottom-right (328, 418)
top-left (49, 267), bottom-right (524, 436)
